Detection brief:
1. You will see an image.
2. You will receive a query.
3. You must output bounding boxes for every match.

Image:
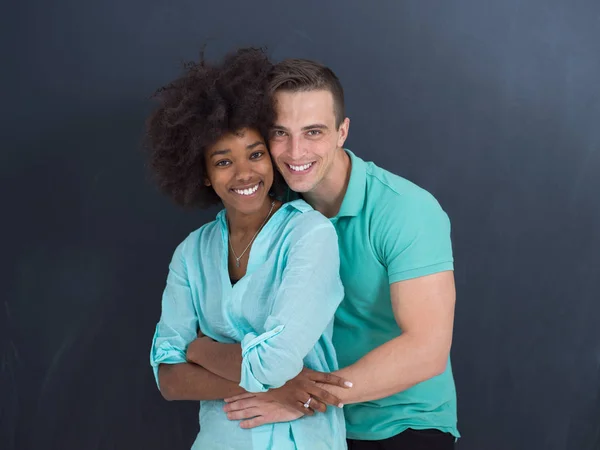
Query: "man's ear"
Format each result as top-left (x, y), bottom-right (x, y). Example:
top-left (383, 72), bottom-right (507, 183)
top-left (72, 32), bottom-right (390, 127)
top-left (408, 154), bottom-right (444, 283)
top-left (337, 117), bottom-right (350, 148)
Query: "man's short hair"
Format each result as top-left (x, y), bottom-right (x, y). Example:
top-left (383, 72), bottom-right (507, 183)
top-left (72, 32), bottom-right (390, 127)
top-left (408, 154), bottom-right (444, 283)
top-left (269, 59), bottom-right (346, 128)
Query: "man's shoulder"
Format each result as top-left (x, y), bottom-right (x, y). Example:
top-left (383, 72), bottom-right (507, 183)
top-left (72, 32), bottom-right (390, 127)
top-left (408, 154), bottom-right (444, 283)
top-left (362, 159), bottom-right (442, 213)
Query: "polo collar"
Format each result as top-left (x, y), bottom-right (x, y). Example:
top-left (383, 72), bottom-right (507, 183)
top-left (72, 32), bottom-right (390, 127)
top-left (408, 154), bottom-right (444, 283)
top-left (335, 149), bottom-right (367, 219)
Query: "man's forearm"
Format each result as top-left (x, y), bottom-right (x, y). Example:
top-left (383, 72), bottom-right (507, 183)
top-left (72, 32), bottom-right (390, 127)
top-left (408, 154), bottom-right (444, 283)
top-left (327, 333), bottom-right (448, 404)
top-left (158, 362), bottom-right (244, 401)
top-left (186, 338), bottom-right (243, 383)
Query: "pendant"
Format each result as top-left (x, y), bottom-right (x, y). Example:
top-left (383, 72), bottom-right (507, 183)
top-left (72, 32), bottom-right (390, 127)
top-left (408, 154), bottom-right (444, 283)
top-left (235, 259), bottom-right (240, 268)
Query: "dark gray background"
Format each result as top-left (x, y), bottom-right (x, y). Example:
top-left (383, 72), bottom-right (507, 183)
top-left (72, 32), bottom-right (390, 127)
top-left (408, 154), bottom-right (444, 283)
top-left (2, 1), bottom-right (599, 449)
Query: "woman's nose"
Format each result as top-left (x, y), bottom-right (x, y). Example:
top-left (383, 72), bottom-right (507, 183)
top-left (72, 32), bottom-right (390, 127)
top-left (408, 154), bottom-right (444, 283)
top-left (234, 161), bottom-right (253, 181)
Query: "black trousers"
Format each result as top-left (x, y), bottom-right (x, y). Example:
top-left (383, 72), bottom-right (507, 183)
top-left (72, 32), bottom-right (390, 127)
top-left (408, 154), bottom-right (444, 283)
top-left (347, 428), bottom-right (455, 450)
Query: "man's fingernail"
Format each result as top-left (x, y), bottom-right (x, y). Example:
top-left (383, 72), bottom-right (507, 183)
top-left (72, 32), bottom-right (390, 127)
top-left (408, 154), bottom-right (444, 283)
top-left (344, 381), bottom-right (353, 387)
top-left (338, 403), bottom-right (344, 408)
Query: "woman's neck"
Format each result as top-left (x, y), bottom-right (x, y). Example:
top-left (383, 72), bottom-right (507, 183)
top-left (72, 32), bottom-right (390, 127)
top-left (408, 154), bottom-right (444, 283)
top-left (226, 198), bottom-right (277, 236)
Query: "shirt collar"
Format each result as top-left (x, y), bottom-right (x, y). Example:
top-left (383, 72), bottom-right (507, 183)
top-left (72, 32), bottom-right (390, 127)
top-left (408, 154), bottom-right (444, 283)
top-left (335, 149), bottom-right (367, 219)
top-left (215, 198), bottom-right (305, 229)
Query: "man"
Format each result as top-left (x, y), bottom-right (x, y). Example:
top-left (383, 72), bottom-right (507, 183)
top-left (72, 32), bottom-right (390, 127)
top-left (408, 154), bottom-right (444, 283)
top-left (222, 59), bottom-right (459, 449)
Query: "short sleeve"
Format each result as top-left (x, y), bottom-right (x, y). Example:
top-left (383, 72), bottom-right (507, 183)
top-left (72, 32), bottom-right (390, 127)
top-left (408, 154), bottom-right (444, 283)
top-left (149, 240), bottom-right (199, 389)
top-left (375, 190), bottom-right (454, 284)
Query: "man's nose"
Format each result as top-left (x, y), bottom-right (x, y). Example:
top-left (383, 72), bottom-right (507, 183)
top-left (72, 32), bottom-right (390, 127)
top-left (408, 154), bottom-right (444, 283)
top-left (288, 136), bottom-right (305, 160)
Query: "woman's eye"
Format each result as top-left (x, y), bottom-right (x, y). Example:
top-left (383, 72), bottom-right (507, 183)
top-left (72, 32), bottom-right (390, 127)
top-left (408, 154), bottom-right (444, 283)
top-left (250, 151), bottom-right (264, 159)
top-left (216, 160), bottom-right (231, 167)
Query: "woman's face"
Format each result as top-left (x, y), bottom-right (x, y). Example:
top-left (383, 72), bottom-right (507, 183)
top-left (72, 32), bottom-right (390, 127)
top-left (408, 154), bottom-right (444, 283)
top-left (204, 128), bottom-right (274, 215)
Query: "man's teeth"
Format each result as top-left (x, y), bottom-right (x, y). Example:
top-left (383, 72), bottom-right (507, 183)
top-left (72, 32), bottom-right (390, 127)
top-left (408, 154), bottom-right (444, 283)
top-left (289, 162), bottom-right (313, 172)
top-left (233, 184), bottom-right (260, 196)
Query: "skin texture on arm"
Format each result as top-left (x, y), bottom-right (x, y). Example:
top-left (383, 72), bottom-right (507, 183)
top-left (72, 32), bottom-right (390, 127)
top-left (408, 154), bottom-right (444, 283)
top-left (186, 339), bottom-right (243, 383)
top-left (158, 362), bottom-right (244, 401)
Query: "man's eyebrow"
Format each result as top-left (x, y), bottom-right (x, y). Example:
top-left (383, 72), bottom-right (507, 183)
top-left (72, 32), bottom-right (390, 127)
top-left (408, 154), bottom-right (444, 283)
top-left (301, 124), bottom-right (328, 131)
top-left (270, 124), bottom-right (329, 131)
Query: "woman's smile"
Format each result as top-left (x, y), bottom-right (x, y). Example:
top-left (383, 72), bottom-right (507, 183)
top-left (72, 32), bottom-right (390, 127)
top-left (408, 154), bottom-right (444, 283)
top-left (231, 181), bottom-right (262, 197)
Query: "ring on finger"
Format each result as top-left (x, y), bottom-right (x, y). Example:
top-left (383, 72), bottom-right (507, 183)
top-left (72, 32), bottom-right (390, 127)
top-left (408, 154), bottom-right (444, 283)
top-left (303, 396), bottom-right (312, 409)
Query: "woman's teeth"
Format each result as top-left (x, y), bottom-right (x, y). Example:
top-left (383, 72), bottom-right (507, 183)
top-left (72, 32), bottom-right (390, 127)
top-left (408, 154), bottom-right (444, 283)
top-left (289, 162), bottom-right (314, 172)
top-left (233, 183), bottom-right (260, 196)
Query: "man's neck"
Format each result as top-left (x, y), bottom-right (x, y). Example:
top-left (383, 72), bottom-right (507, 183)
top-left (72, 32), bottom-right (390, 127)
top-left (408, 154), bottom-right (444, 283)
top-left (303, 149), bottom-right (351, 218)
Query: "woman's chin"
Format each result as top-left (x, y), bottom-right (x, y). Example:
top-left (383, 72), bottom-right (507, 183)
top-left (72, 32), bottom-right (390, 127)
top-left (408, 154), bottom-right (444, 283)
top-left (226, 194), bottom-right (272, 216)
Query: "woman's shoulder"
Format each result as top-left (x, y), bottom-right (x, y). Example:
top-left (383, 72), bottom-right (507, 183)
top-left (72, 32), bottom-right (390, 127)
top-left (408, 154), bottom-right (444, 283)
top-left (271, 200), bottom-right (340, 265)
top-left (175, 216), bottom-right (222, 256)
top-left (279, 199), bottom-right (332, 230)
top-left (272, 200), bottom-right (336, 247)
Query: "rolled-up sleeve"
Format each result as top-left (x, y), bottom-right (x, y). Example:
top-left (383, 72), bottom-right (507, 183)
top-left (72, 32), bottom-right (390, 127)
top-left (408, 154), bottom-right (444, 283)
top-left (239, 219), bottom-right (344, 392)
top-left (150, 240), bottom-right (198, 389)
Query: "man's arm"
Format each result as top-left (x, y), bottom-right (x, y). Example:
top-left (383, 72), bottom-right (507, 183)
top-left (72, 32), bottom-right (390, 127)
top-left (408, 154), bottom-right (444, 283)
top-left (158, 362), bottom-right (244, 401)
top-left (185, 338), bottom-right (350, 408)
top-left (223, 270), bottom-right (455, 428)
top-left (323, 270), bottom-right (456, 404)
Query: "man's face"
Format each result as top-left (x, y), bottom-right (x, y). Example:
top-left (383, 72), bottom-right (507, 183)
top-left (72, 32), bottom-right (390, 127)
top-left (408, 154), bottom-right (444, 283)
top-left (268, 90), bottom-right (349, 193)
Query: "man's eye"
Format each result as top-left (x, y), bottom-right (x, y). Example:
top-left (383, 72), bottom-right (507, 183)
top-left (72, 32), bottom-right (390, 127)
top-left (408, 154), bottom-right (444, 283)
top-left (272, 130), bottom-right (286, 137)
top-left (307, 130), bottom-right (321, 136)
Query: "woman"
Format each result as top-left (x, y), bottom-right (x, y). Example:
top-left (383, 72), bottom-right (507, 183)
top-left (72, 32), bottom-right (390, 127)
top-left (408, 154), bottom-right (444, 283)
top-left (146, 48), bottom-right (347, 449)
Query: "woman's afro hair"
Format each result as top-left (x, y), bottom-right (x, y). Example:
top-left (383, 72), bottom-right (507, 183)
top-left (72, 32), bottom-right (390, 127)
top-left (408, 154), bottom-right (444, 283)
top-left (145, 47), bottom-right (281, 208)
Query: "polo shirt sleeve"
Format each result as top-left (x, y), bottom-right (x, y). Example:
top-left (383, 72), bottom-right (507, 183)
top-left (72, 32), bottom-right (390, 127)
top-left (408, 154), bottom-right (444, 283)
top-left (149, 239), bottom-right (199, 390)
top-left (376, 190), bottom-right (454, 284)
top-left (239, 215), bottom-right (344, 393)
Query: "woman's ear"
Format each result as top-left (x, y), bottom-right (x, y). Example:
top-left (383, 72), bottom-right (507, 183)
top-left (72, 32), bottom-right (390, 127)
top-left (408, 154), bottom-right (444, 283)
top-left (204, 178), bottom-right (211, 187)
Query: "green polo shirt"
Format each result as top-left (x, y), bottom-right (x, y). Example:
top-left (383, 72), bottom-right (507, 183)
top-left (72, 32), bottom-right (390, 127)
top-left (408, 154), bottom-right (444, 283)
top-left (331, 149), bottom-right (459, 440)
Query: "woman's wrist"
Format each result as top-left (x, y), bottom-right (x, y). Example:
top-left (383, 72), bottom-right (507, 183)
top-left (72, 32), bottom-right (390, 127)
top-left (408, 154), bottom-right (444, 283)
top-left (186, 336), bottom-right (211, 365)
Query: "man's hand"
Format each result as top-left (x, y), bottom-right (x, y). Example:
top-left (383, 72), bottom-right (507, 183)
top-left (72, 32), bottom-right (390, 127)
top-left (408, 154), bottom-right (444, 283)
top-left (223, 395), bottom-right (303, 429)
top-left (224, 368), bottom-right (352, 417)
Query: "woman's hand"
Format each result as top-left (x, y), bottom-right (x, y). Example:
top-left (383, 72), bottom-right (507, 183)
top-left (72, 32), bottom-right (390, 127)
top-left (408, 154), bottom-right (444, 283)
top-left (224, 368), bottom-right (352, 417)
top-left (223, 396), bottom-right (304, 429)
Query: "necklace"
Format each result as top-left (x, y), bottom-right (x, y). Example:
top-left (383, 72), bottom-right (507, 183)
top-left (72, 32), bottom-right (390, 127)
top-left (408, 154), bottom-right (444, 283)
top-left (228, 200), bottom-right (275, 268)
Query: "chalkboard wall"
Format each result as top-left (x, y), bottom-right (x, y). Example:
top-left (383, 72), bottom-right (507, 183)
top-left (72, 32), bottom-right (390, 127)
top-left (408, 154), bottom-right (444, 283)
top-left (2, 1), bottom-right (599, 449)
